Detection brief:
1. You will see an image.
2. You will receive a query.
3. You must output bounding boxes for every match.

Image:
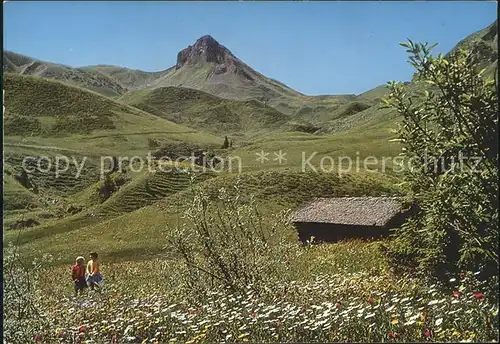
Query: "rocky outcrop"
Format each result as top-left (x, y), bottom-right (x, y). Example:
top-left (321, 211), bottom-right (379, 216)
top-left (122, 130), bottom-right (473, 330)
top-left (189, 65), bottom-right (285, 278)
top-left (176, 35), bottom-right (236, 69)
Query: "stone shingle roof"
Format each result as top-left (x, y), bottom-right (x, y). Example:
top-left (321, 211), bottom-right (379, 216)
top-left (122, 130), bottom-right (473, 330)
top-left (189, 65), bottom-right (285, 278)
top-left (291, 197), bottom-right (404, 227)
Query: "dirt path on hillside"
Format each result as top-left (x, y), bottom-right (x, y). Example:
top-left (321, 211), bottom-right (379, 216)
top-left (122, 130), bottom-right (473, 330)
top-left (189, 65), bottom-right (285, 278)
top-left (4, 143), bottom-right (84, 153)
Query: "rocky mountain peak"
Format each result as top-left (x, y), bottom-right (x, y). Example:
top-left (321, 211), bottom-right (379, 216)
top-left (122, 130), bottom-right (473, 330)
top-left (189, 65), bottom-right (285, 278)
top-left (176, 35), bottom-right (234, 69)
top-left (196, 35), bottom-right (219, 48)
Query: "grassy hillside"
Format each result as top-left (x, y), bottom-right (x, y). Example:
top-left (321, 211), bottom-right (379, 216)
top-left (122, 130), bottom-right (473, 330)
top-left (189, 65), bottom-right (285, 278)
top-left (4, 74), bottom-right (223, 156)
top-left (229, 123), bottom-right (401, 174)
top-left (3, 144), bottom-right (108, 229)
top-left (450, 20), bottom-right (497, 77)
top-left (121, 86), bottom-right (296, 135)
top-left (3, 74), bottom-right (225, 227)
top-left (2, 166), bottom-right (211, 244)
top-left (291, 99), bottom-right (376, 125)
top-left (120, 85), bottom-right (377, 136)
top-left (148, 62), bottom-right (302, 101)
top-left (5, 73), bottom-right (119, 135)
top-left (81, 65), bottom-right (169, 90)
top-left (94, 168), bottom-right (213, 217)
top-left (3, 173), bottom-right (42, 212)
top-left (3, 147), bottom-right (101, 197)
top-left (3, 51), bottom-right (127, 97)
top-left (6, 169), bottom-right (401, 264)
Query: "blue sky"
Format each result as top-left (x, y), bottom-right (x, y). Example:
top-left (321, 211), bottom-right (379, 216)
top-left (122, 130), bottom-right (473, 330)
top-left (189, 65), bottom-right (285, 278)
top-left (3, 1), bottom-right (497, 95)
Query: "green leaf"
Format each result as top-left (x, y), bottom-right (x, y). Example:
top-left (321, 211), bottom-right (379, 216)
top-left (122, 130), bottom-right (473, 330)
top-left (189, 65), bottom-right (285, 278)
top-left (429, 42), bottom-right (439, 50)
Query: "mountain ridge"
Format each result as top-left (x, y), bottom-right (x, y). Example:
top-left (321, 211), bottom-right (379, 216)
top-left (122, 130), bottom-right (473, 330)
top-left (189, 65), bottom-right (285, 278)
top-left (4, 20), bottom-right (496, 100)
top-left (3, 20), bottom-right (496, 128)
top-left (3, 51), bottom-right (127, 97)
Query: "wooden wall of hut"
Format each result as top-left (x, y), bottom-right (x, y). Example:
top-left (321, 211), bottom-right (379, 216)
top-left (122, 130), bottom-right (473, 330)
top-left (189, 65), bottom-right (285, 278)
top-left (294, 222), bottom-right (392, 243)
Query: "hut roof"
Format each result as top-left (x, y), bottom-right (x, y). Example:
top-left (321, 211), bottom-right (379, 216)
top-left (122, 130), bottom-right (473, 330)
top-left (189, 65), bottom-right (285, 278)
top-left (291, 197), bottom-right (404, 227)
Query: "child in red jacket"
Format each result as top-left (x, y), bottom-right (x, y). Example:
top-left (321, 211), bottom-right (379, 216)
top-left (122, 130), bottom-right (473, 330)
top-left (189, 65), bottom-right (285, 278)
top-left (71, 256), bottom-right (87, 296)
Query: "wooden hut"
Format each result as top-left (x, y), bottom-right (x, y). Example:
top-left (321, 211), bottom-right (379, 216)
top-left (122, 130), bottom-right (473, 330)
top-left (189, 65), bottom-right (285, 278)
top-left (291, 197), bottom-right (411, 243)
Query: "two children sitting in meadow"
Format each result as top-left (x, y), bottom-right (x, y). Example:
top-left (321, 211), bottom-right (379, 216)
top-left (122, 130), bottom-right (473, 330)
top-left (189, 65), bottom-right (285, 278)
top-left (71, 252), bottom-right (103, 296)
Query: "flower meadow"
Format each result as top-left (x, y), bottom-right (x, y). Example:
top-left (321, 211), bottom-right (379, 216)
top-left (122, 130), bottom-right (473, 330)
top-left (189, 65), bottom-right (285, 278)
top-left (4, 182), bottom-right (499, 344)
top-left (9, 257), bottom-right (498, 344)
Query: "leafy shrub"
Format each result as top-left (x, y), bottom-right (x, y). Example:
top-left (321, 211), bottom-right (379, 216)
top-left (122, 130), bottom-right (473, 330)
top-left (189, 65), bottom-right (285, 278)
top-left (97, 173), bottom-right (128, 203)
top-left (14, 168), bottom-right (35, 190)
top-left (382, 41), bottom-right (498, 280)
top-left (167, 176), bottom-right (301, 294)
top-left (148, 137), bottom-right (160, 149)
top-left (3, 243), bottom-right (52, 343)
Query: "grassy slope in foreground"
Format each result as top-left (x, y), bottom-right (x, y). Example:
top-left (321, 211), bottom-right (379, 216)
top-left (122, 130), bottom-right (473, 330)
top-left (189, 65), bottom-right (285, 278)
top-left (7, 170), bottom-right (402, 265)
